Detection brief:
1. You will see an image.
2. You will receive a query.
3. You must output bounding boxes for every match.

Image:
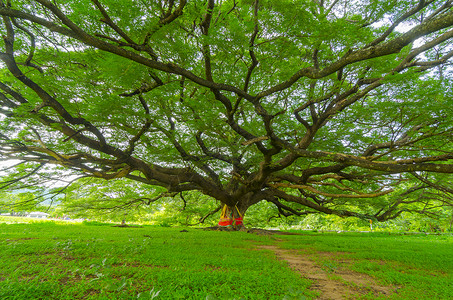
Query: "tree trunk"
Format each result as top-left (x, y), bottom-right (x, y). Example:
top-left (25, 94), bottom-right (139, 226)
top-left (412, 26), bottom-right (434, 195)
top-left (216, 193), bottom-right (262, 229)
top-left (218, 204), bottom-right (246, 230)
top-left (450, 212), bottom-right (453, 232)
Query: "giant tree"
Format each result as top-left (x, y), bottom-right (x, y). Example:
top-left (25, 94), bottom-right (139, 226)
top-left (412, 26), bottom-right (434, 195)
top-left (1, 0), bottom-right (452, 225)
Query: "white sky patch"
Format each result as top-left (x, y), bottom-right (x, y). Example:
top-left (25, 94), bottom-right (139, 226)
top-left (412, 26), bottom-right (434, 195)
top-left (0, 159), bottom-right (22, 171)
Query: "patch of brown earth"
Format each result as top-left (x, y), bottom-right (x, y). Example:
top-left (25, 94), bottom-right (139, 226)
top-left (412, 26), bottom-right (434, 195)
top-left (258, 245), bottom-right (396, 300)
top-left (5, 237), bottom-right (38, 241)
top-left (112, 262), bottom-right (169, 269)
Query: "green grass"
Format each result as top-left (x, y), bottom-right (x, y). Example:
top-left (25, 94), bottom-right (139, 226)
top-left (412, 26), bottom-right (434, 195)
top-left (0, 221), bottom-right (312, 299)
top-left (1, 220), bottom-right (452, 299)
top-left (277, 231), bottom-right (453, 299)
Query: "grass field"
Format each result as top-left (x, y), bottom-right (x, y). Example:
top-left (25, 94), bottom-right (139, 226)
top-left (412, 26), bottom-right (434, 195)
top-left (0, 219), bottom-right (452, 299)
top-left (280, 231), bottom-right (453, 299)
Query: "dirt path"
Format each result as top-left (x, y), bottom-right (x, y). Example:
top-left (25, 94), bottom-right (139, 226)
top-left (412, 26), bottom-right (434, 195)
top-left (258, 245), bottom-right (396, 300)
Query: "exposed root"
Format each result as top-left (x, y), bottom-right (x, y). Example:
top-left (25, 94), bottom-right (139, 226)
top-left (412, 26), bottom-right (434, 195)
top-left (202, 226), bottom-right (302, 235)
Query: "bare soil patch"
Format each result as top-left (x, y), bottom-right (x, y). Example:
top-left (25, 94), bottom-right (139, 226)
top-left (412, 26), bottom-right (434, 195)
top-left (5, 237), bottom-right (39, 242)
top-left (111, 224), bottom-right (143, 228)
top-left (258, 245), bottom-right (396, 300)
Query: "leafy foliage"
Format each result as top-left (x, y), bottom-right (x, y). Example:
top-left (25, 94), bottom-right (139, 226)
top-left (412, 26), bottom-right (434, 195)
top-left (0, 0), bottom-right (452, 223)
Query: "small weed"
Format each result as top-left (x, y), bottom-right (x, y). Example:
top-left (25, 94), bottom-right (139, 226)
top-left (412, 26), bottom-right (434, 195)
top-left (137, 287), bottom-right (161, 299)
top-left (321, 261), bottom-right (338, 273)
top-left (282, 288), bottom-right (308, 299)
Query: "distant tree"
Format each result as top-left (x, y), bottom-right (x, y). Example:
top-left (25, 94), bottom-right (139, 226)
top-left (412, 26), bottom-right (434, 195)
top-left (0, 189), bottom-right (45, 213)
top-left (52, 177), bottom-right (221, 225)
top-left (1, 0), bottom-right (452, 227)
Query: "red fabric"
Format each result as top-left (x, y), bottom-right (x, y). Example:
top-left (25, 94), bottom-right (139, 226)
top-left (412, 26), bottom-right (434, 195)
top-left (218, 205), bottom-right (243, 227)
top-left (218, 219), bottom-right (233, 227)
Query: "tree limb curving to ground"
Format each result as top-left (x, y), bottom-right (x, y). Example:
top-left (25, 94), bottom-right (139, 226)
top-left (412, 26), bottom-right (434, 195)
top-left (0, 0), bottom-right (452, 225)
